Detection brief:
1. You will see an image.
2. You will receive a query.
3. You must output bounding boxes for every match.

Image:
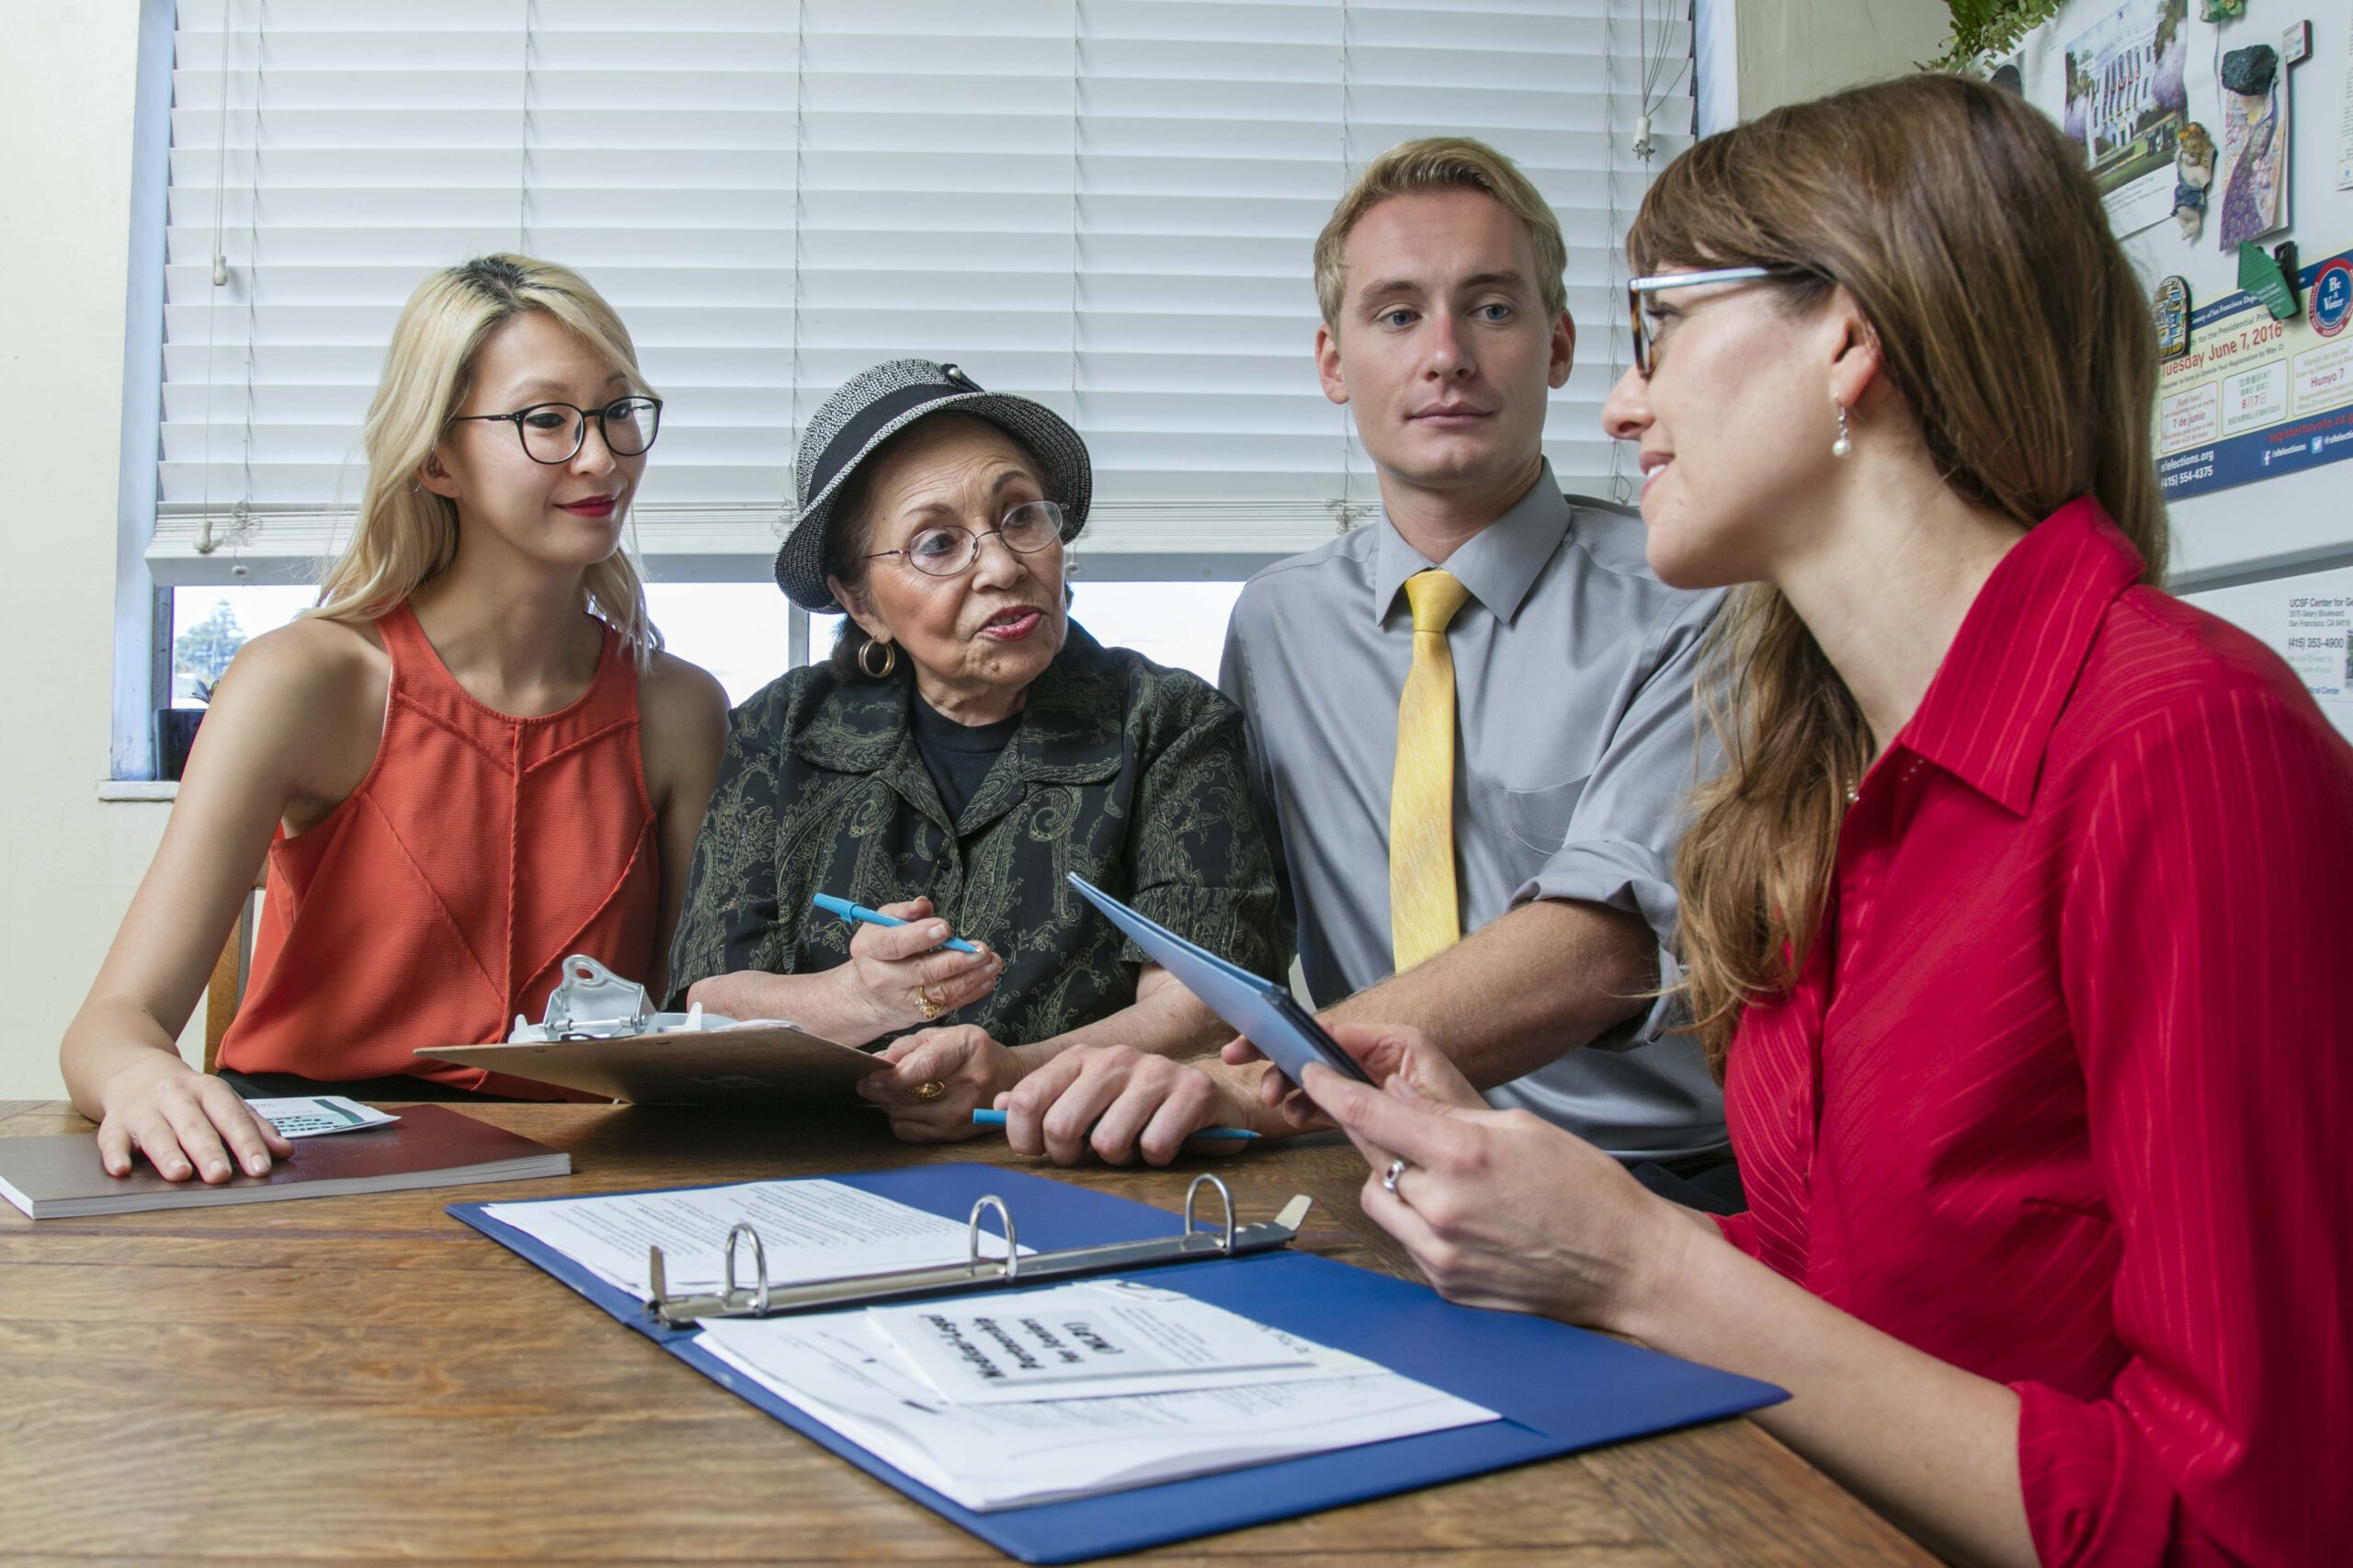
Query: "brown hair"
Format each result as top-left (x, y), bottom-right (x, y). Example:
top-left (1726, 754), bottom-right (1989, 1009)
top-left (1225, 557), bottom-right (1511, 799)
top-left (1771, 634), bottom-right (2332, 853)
top-left (1644, 74), bottom-right (2167, 1070)
top-left (1314, 136), bottom-right (1567, 325)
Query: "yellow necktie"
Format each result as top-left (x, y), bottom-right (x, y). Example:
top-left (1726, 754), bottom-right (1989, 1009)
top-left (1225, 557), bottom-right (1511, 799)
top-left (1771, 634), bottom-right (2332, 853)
top-left (1390, 569), bottom-right (1472, 971)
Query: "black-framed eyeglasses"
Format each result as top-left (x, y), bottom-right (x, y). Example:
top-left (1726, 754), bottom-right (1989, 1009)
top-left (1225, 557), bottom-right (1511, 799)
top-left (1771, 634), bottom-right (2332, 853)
top-left (1627, 267), bottom-right (1807, 378)
top-left (447, 395), bottom-right (664, 464)
top-left (866, 499), bottom-right (1065, 579)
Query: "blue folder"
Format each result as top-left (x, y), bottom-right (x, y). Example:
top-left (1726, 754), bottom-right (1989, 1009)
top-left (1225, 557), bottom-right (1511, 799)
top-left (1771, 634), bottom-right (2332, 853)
top-left (451, 1165), bottom-right (1784, 1563)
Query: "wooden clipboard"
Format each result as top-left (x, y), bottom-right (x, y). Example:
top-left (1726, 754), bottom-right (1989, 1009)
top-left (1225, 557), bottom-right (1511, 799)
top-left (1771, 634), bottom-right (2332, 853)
top-left (415, 1025), bottom-right (889, 1105)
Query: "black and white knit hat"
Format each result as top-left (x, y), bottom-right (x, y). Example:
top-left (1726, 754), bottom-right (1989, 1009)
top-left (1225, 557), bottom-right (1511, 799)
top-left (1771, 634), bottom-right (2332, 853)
top-left (773, 358), bottom-right (1093, 611)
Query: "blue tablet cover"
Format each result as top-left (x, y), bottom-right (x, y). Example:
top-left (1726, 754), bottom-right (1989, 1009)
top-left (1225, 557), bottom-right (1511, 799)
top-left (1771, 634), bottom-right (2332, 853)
top-left (451, 1165), bottom-right (1784, 1563)
top-left (1064, 873), bottom-right (1371, 1085)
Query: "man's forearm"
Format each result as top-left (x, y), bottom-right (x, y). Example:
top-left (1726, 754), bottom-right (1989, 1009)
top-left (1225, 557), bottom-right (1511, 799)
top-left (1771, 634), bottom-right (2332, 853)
top-left (1322, 898), bottom-right (1656, 1088)
top-left (1012, 982), bottom-right (1229, 1075)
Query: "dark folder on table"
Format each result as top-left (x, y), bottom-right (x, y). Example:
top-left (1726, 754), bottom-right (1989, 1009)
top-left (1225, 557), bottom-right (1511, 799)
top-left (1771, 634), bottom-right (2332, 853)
top-left (0, 1105), bottom-right (567, 1220)
top-left (453, 1165), bottom-right (1785, 1564)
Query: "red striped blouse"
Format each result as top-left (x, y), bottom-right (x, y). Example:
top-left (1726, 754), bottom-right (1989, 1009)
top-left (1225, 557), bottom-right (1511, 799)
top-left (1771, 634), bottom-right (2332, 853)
top-left (1715, 499), bottom-right (2353, 1566)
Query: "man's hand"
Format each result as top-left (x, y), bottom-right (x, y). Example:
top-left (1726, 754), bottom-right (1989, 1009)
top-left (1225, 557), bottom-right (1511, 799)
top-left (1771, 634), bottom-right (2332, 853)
top-left (995, 1044), bottom-right (1258, 1166)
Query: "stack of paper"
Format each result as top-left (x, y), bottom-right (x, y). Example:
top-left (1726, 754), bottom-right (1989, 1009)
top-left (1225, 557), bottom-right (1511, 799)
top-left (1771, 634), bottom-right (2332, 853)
top-left (696, 1279), bottom-right (1498, 1511)
top-left (480, 1179), bottom-right (1026, 1301)
top-left (482, 1183), bottom-right (1497, 1510)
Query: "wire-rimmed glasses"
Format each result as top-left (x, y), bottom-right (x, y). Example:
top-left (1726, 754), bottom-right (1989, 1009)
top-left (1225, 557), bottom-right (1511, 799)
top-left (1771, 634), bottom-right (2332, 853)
top-left (867, 499), bottom-right (1065, 578)
top-left (448, 395), bottom-right (664, 464)
top-left (1626, 267), bottom-right (1803, 378)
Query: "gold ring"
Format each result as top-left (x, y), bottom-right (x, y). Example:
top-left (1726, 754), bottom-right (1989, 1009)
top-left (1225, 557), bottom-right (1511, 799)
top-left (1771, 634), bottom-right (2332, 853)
top-left (917, 984), bottom-right (944, 1021)
top-left (914, 1079), bottom-right (947, 1102)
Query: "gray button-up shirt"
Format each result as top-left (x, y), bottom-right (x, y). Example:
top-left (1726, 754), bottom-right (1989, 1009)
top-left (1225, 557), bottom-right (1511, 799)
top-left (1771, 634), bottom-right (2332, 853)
top-left (1220, 463), bottom-right (1729, 1160)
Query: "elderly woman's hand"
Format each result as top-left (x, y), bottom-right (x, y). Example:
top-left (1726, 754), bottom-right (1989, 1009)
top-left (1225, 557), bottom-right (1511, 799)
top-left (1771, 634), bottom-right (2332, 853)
top-left (857, 1024), bottom-right (1022, 1142)
top-left (1296, 1023), bottom-right (1688, 1334)
top-left (834, 897), bottom-right (1002, 1038)
top-left (994, 1043), bottom-right (1257, 1166)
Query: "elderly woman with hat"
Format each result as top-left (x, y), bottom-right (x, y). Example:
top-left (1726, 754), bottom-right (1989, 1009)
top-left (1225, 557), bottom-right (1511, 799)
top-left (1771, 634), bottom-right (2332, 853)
top-left (666, 359), bottom-right (1288, 1148)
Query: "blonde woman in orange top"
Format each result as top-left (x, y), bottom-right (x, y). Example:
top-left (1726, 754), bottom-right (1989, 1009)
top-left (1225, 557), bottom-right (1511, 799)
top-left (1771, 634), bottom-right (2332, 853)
top-left (57, 256), bottom-right (738, 1183)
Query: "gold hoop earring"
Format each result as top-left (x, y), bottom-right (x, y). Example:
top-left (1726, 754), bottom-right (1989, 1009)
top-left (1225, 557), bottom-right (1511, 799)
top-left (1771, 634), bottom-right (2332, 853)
top-left (858, 638), bottom-right (897, 679)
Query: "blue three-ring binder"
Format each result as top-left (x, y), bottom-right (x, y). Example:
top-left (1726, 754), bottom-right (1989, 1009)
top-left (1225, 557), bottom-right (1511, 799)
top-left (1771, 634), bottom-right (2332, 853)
top-left (451, 1164), bottom-right (1785, 1563)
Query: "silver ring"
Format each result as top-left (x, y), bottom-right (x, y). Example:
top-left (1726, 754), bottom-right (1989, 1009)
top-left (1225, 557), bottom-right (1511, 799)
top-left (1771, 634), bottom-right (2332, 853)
top-left (1381, 1157), bottom-right (1408, 1198)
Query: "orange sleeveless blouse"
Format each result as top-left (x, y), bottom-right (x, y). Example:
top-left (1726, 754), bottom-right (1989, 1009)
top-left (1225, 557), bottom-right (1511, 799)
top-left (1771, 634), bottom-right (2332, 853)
top-left (217, 602), bottom-right (660, 1095)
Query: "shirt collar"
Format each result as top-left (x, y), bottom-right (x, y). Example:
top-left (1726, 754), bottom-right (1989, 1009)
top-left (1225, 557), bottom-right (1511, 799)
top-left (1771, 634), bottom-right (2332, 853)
top-left (1895, 496), bottom-right (2145, 817)
top-left (1370, 460), bottom-right (1570, 628)
top-left (795, 618), bottom-right (1125, 812)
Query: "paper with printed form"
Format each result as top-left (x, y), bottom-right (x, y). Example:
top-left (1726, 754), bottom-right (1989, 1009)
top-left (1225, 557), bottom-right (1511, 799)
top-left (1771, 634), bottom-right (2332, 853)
top-left (696, 1290), bottom-right (1499, 1511)
top-left (244, 1096), bottom-right (401, 1139)
top-left (868, 1279), bottom-right (1383, 1404)
top-left (480, 1179), bottom-right (1026, 1302)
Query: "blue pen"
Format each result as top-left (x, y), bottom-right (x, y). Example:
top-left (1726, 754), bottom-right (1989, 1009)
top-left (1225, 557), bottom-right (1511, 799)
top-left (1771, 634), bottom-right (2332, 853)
top-left (812, 893), bottom-right (982, 955)
top-left (972, 1108), bottom-right (1259, 1142)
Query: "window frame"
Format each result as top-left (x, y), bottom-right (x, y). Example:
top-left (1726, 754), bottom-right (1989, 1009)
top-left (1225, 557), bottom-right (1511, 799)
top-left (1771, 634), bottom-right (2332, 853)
top-left (118, 3), bottom-right (1711, 777)
top-left (112, 0), bottom-right (177, 779)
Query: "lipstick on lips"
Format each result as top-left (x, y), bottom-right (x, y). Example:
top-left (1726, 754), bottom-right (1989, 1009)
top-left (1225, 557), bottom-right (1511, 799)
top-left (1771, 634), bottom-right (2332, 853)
top-left (556, 493), bottom-right (620, 518)
top-left (978, 606), bottom-right (1045, 642)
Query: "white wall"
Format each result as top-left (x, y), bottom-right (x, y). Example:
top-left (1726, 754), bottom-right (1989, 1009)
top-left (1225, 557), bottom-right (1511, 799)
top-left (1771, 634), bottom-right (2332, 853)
top-left (0, 5), bottom-right (187, 1100)
top-left (1729, 0), bottom-right (1953, 114)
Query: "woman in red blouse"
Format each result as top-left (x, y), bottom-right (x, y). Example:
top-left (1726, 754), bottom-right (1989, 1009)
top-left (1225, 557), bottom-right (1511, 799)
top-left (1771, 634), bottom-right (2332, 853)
top-left (1290, 75), bottom-right (2353, 1565)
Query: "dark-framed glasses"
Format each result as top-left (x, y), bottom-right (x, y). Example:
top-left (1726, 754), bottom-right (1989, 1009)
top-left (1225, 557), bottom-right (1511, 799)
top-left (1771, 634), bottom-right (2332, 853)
top-left (448, 395), bottom-right (664, 464)
top-left (1626, 267), bottom-right (1800, 378)
top-left (868, 499), bottom-right (1065, 578)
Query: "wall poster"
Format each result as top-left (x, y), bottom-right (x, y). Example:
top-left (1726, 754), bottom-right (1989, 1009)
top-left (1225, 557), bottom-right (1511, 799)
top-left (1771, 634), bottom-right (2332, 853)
top-left (2063, 0), bottom-right (2192, 235)
top-left (2156, 244), bottom-right (2353, 497)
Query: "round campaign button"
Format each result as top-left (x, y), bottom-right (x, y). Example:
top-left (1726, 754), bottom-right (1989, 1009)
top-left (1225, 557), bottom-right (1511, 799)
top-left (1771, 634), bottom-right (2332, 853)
top-left (2311, 259), bottom-right (2353, 339)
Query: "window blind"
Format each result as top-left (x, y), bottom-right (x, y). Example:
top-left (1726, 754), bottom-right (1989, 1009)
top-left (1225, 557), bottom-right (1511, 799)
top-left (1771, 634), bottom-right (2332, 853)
top-left (153, 0), bottom-right (1693, 585)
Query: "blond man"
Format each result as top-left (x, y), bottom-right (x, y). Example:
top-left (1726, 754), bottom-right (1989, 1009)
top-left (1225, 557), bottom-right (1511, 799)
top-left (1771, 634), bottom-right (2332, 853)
top-left (1005, 140), bottom-right (1733, 1204)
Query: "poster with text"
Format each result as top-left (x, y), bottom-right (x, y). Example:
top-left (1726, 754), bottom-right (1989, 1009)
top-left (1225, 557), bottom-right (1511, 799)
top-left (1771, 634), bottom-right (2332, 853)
top-left (2181, 566), bottom-right (2353, 743)
top-left (2063, 0), bottom-right (2188, 236)
top-left (2155, 244), bottom-right (2353, 498)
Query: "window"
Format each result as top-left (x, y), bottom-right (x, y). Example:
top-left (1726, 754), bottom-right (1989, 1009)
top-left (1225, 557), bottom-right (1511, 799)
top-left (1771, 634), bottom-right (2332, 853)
top-left (168, 578), bottom-right (1243, 711)
top-left (136, 2), bottom-right (1693, 760)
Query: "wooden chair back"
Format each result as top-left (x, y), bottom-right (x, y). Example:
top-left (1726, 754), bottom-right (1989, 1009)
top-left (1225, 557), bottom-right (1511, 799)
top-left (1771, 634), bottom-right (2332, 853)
top-left (202, 868), bottom-right (267, 1073)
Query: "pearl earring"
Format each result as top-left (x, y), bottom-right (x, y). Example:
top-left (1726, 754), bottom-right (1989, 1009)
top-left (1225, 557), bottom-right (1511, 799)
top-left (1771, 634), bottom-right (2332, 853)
top-left (1831, 402), bottom-right (1853, 460)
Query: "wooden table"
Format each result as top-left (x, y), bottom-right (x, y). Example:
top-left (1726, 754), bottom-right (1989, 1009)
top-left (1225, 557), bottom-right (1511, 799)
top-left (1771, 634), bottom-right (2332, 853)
top-left (0, 1098), bottom-right (1931, 1566)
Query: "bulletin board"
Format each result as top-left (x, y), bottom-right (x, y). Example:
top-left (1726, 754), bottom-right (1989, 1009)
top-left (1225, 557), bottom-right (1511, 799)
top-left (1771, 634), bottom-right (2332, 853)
top-left (2007, 0), bottom-right (2353, 583)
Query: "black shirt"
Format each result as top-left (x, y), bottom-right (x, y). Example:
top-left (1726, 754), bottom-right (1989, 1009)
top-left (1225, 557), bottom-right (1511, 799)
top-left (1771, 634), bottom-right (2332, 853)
top-left (908, 693), bottom-right (1021, 826)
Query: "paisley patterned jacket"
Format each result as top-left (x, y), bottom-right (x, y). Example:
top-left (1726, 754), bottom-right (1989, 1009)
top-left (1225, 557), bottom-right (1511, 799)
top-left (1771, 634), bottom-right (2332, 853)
top-left (666, 621), bottom-right (1288, 1043)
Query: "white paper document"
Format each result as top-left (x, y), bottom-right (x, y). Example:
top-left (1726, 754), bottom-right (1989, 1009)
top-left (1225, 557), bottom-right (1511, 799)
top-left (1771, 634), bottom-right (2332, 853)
top-left (243, 1096), bottom-right (401, 1139)
top-left (480, 1180), bottom-right (1024, 1301)
top-left (867, 1280), bottom-right (1377, 1404)
top-left (696, 1290), bottom-right (1498, 1510)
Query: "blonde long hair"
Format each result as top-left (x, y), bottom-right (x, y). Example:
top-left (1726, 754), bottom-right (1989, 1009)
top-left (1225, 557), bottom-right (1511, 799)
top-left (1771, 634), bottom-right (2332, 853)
top-left (310, 254), bottom-right (662, 661)
top-left (1645, 75), bottom-right (2167, 1070)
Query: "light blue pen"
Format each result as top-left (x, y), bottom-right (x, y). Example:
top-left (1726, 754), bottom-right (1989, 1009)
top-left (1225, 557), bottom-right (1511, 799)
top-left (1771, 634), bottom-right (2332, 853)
top-left (972, 1108), bottom-right (1259, 1142)
top-left (812, 892), bottom-right (982, 954)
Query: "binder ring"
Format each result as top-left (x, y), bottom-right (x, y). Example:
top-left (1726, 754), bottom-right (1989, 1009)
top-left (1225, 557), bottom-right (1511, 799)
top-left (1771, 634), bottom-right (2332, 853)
top-left (968, 1194), bottom-right (1018, 1281)
top-left (1183, 1173), bottom-right (1237, 1255)
top-left (723, 1221), bottom-right (772, 1315)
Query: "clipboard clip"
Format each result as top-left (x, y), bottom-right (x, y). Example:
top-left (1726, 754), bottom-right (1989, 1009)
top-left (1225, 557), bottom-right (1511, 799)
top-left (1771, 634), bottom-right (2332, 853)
top-left (508, 954), bottom-right (772, 1042)
top-left (645, 1174), bottom-right (1314, 1328)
